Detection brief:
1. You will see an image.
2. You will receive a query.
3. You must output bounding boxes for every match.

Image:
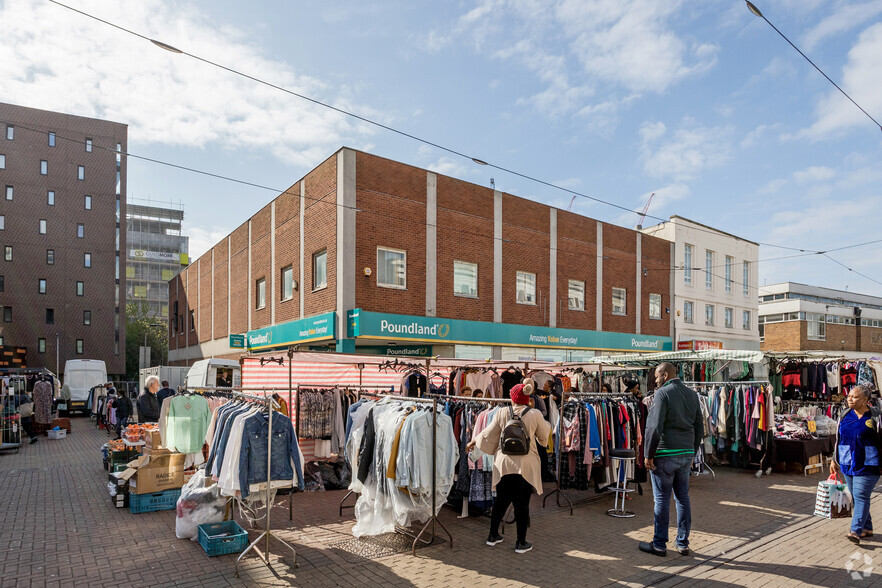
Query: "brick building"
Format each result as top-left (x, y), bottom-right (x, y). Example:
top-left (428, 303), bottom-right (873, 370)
top-left (169, 148), bottom-right (673, 366)
top-left (759, 282), bottom-right (882, 354)
top-left (0, 102), bottom-right (127, 375)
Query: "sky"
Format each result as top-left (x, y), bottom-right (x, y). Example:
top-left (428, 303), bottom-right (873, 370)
top-left (2, 0), bottom-right (881, 297)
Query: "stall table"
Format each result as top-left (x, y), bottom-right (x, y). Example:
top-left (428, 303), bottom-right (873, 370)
top-left (771, 435), bottom-right (835, 475)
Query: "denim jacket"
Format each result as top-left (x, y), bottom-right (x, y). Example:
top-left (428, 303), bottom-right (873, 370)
top-left (237, 410), bottom-right (304, 497)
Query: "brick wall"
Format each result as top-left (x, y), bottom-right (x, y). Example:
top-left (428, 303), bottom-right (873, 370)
top-left (303, 155), bottom-right (337, 317)
top-left (501, 194), bottom-right (549, 327)
top-left (601, 222), bottom-right (637, 334)
top-left (229, 225), bottom-right (248, 334)
top-left (198, 258), bottom-right (212, 343)
top-left (761, 321), bottom-right (801, 351)
top-left (557, 211), bottom-right (598, 331)
top-left (642, 234), bottom-right (672, 337)
top-left (275, 184), bottom-right (300, 324)
top-left (212, 239), bottom-right (229, 339)
top-left (250, 203), bottom-right (272, 330)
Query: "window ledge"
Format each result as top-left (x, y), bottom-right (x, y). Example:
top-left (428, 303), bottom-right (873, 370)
top-left (516, 301), bottom-right (537, 306)
top-left (612, 311), bottom-right (627, 316)
top-left (312, 284), bottom-right (328, 293)
top-left (454, 293), bottom-right (479, 299)
top-left (568, 306), bottom-right (585, 312)
top-left (378, 283), bottom-right (406, 290)
top-left (280, 296), bottom-right (294, 303)
top-left (256, 305), bottom-right (266, 310)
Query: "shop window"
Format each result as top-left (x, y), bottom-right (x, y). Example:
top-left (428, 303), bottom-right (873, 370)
top-left (84, 253), bottom-right (91, 268)
top-left (516, 271), bottom-right (536, 305)
top-left (281, 265), bottom-right (294, 301)
top-left (705, 250), bottom-right (714, 290)
top-left (39, 278), bottom-right (46, 294)
top-left (48, 190), bottom-right (55, 206)
top-left (256, 278), bottom-right (266, 309)
top-left (377, 247), bottom-right (405, 289)
top-left (4, 246), bottom-right (11, 262)
top-left (684, 301), bottom-right (694, 323)
top-left (3, 307), bottom-right (10, 322)
top-left (76, 281), bottom-right (84, 296)
top-left (48, 132), bottom-right (56, 147)
top-left (612, 287), bottom-right (627, 316)
top-left (40, 160), bottom-right (48, 175)
top-left (743, 310), bottom-right (751, 330)
top-left (454, 261), bottom-right (478, 297)
top-left (85, 138), bottom-right (93, 152)
top-left (684, 244), bottom-right (693, 286)
top-left (313, 249), bottom-right (328, 291)
top-left (84, 310), bottom-right (91, 325)
top-left (38, 338), bottom-right (46, 353)
top-left (46, 308), bottom-right (54, 325)
top-left (47, 249), bottom-right (54, 265)
top-left (705, 304), bottom-right (715, 326)
top-left (568, 280), bottom-right (585, 311)
top-left (76, 339), bottom-right (84, 355)
top-left (725, 307), bottom-right (733, 328)
top-left (649, 293), bottom-right (662, 320)
top-left (77, 165), bottom-right (85, 180)
top-left (39, 219), bottom-right (47, 235)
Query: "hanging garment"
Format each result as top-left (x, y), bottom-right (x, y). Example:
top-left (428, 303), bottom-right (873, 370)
top-left (33, 380), bottom-right (54, 425)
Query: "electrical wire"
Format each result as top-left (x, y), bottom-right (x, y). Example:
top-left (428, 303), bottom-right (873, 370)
top-left (43, 0), bottom-right (825, 254)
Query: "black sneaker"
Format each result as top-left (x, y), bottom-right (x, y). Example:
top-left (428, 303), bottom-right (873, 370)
top-left (486, 533), bottom-right (504, 546)
top-left (29, 437), bottom-right (38, 445)
top-left (515, 541), bottom-right (533, 554)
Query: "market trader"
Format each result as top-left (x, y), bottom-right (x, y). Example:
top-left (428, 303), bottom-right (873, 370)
top-left (137, 375), bottom-right (161, 423)
top-left (639, 362), bottom-right (704, 557)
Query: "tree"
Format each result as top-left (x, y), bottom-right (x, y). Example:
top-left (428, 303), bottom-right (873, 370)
top-left (125, 302), bottom-right (168, 379)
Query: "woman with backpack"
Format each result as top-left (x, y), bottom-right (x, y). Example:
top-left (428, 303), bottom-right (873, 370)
top-left (467, 382), bottom-right (552, 554)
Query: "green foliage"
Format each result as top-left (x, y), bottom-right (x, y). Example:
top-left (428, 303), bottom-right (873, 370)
top-left (125, 302), bottom-right (168, 379)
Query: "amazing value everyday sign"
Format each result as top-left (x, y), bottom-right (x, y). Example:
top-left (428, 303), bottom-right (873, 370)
top-left (247, 312), bottom-right (337, 350)
top-left (347, 309), bottom-right (671, 352)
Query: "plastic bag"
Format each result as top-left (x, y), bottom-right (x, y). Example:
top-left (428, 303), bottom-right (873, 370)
top-left (175, 469), bottom-right (227, 540)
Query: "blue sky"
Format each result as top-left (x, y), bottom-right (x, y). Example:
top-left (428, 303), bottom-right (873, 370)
top-left (3, 0), bottom-right (881, 296)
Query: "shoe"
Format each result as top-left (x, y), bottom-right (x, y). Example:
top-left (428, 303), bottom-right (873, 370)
top-left (676, 546), bottom-right (690, 556)
top-left (847, 532), bottom-right (861, 544)
top-left (514, 541), bottom-right (532, 554)
top-left (862, 531), bottom-right (874, 539)
top-left (486, 534), bottom-right (504, 546)
top-left (638, 542), bottom-right (667, 557)
top-left (29, 437), bottom-right (38, 445)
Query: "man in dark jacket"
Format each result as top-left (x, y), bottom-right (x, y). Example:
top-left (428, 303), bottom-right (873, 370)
top-left (137, 376), bottom-right (161, 423)
top-left (111, 384), bottom-right (134, 439)
top-left (639, 362), bottom-right (704, 557)
top-left (156, 380), bottom-right (176, 407)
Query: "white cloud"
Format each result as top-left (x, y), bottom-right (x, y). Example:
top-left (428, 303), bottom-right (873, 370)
top-left (793, 166), bottom-right (836, 184)
top-left (740, 123), bottom-right (781, 149)
top-left (187, 226), bottom-right (233, 261)
top-left (802, 1), bottom-right (882, 51)
top-left (0, 0), bottom-right (377, 167)
top-left (798, 22), bottom-right (882, 140)
top-left (757, 178), bottom-right (789, 195)
top-left (640, 121), bottom-right (732, 182)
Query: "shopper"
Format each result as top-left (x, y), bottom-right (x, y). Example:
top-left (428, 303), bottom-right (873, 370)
top-left (111, 386), bottom-right (133, 440)
top-left (623, 377), bottom-right (643, 400)
top-left (639, 362), bottom-right (704, 557)
top-left (156, 380), bottom-right (176, 406)
top-left (12, 391), bottom-right (38, 444)
top-left (831, 385), bottom-right (881, 544)
top-left (467, 382), bottom-right (552, 554)
top-left (137, 376), bottom-right (161, 423)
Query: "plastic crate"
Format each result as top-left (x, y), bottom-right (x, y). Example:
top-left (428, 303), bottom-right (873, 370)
top-left (197, 521), bottom-right (249, 557)
top-left (128, 489), bottom-right (181, 514)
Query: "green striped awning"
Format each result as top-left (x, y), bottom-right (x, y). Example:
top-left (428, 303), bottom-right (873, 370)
top-left (594, 349), bottom-right (764, 366)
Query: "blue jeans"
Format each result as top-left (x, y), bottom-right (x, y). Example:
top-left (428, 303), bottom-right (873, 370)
top-left (650, 454), bottom-right (694, 551)
top-left (842, 473), bottom-right (880, 534)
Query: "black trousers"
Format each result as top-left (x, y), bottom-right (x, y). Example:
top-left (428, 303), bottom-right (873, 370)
top-left (20, 416), bottom-right (37, 441)
top-left (490, 474), bottom-right (533, 544)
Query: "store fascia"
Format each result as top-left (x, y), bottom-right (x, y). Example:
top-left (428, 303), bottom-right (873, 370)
top-left (241, 309), bottom-right (673, 360)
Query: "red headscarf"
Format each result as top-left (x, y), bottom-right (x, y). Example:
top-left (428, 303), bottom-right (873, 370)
top-left (510, 383), bottom-right (530, 405)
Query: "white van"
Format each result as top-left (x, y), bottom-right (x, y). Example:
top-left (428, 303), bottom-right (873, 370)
top-left (185, 359), bottom-right (241, 389)
top-left (63, 359), bottom-right (108, 414)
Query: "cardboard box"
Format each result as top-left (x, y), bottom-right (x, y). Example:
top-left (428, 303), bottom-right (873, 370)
top-left (126, 453), bottom-right (187, 495)
top-left (109, 471), bottom-right (130, 489)
top-left (48, 429), bottom-right (67, 440)
top-left (808, 454), bottom-right (822, 465)
top-left (144, 447), bottom-right (172, 457)
top-left (143, 430), bottom-right (162, 449)
top-left (112, 493), bottom-right (129, 508)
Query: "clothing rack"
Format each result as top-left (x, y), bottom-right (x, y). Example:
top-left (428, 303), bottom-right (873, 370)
top-left (341, 391), bottom-right (454, 555)
top-left (219, 389), bottom-right (299, 577)
top-left (682, 380), bottom-right (770, 386)
top-left (426, 393), bottom-right (512, 404)
top-left (293, 383), bottom-right (385, 439)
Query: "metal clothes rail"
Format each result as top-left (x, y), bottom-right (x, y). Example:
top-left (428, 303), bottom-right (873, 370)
top-left (683, 380), bottom-right (770, 386)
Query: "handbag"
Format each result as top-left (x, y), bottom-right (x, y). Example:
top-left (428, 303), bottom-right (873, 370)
top-left (19, 402), bottom-right (34, 419)
top-left (814, 473), bottom-right (852, 519)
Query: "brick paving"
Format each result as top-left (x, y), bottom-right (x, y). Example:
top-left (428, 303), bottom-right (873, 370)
top-left (1, 418), bottom-right (880, 587)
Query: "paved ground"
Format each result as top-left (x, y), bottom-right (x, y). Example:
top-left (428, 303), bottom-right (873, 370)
top-left (1, 417), bottom-right (879, 587)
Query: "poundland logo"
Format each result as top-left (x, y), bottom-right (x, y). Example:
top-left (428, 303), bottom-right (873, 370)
top-left (381, 320), bottom-right (450, 338)
top-left (249, 332), bottom-right (272, 346)
top-left (632, 339), bottom-right (660, 349)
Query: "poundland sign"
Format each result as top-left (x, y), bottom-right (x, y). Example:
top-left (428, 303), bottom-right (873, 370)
top-left (247, 312), bottom-right (337, 350)
top-left (348, 309), bottom-right (671, 352)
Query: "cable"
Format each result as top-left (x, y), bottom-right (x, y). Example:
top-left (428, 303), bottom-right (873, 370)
top-left (44, 0), bottom-right (822, 254)
top-left (821, 253), bottom-right (882, 287)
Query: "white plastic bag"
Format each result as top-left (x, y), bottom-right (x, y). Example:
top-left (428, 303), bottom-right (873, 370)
top-left (175, 469), bottom-right (227, 540)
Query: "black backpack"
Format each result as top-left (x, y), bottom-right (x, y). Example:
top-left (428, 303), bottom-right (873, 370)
top-left (500, 406), bottom-right (531, 456)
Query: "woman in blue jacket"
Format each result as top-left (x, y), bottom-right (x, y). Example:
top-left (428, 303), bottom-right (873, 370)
top-left (831, 385), bottom-right (881, 544)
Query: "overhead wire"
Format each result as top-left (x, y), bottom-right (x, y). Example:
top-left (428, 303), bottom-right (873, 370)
top-left (44, 0), bottom-right (830, 255)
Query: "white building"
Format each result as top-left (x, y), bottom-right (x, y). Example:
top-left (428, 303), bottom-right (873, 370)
top-left (641, 216), bottom-right (760, 350)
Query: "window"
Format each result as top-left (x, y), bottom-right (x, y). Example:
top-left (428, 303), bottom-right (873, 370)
top-left (649, 293), bottom-right (662, 320)
top-left (76, 339), bottom-right (84, 355)
top-left (568, 280), bottom-right (585, 311)
top-left (684, 301), bottom-right (694, 323)
top-left (76, 281), bottom-right (84, 296)
top-left (77, 165), bottom-right (85, 180)
top-left (743, 310), bottom-right (751, 330)
top-left (0, 215), bottom-right (4, 230)
top-left (684, 244), bottom-right (693, 285)
top-left (725, 256), bottom-right (733, 293)
top-left (48, 132), bottom-right (56, 147)
top-left (743, 261), bottom-right (750, 297)
top-left (45, 308), bottom-right (54, 325)
top-left (3, 307), bottom-right (10, 322)
top-left (5, 125), bottom-right (13, 140)
top-left (705, 250), bottom-right (714, 290)
top-left (377, 247), bottom-right (405, 289)
top-left (47, 249), bottom-right (54, 265)
top-left (311, 249), bottom-right (328, 290)
top-left (84, 253), bottom-right (91, 268)
top-left (38, 338), bottom-right (46, 353)
top-left (39, 279), bottom-right (46, 294)
top-left (39, 219), bottom-right (47, 234)
top-left (705, 304), bottom-right (715, 326)
top-left (454, 261), bottom-right (478, 297)
top-left (40, 160), bottom-right (48, 175)
top-left (612, 287), bottom-right (627, 315)
top-left (725, 307), bottom-right (733, 328)
top-left (281, 265), bottom-right (294, 301)
top-left (84, 195), bottom-right (91, 209)
top-left (807, 312), bottom-right (826, 341)
top-left (256, 278), bottom-right (266, 309)
top-left (0, 154), bottom-right (5, 169)
top-left (77, 224), bottom-right (84, 238)
top-left (85, 138), bottom-right (93, 152)
top-left (4, 246), bottom-right (11, 261)
top-left (5, 186), bottom-right (12, 200)
top-left (516, 271), bottom-right (536, 305)
top-left (48, 190), bottom-right (55, 206)
top-left (83, 310), bottom-right (91, 325)
top-left (189, 310), bottom-right (195, 331)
